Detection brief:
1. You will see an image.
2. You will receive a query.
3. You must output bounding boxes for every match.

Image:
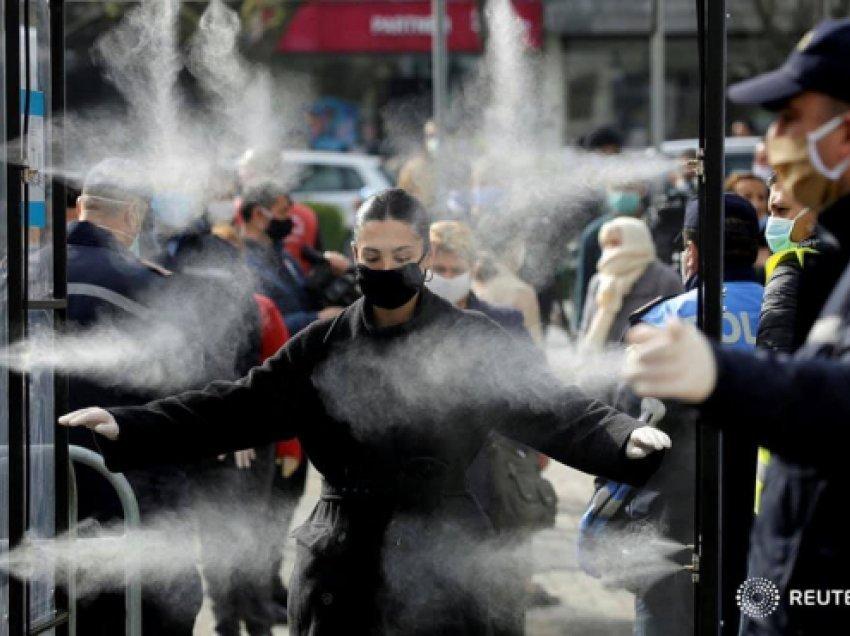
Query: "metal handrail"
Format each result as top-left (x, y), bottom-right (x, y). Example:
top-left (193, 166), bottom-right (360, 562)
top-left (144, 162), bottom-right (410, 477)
top-left (68, 445), bottom-right (142, 636)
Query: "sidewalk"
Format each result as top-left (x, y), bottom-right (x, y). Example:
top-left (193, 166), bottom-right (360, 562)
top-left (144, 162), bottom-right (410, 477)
top-left (193, 463), bottom-right (635, 636)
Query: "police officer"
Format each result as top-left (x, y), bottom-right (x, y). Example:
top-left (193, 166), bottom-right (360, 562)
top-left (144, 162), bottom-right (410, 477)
top-left (624, 19), bottom-right (850, 635)
top-left (627, 194), bottom-right (763, 636)
top-left (67, 159), bottom-right (203, 635)
top-left (636, 194), bottom-right (764, 347)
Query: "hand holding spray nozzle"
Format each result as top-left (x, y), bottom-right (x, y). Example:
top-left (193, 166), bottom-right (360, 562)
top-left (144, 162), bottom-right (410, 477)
top-left (625, 398), bottom-right (670, 459)
top-left (639, 397), bottom-right (667, 426)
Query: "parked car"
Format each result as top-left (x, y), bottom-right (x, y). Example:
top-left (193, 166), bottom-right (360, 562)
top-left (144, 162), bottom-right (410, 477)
top-left (282, 150), bottom-right (394, 226)
top-left (660, 136), bottom-right (762, 176)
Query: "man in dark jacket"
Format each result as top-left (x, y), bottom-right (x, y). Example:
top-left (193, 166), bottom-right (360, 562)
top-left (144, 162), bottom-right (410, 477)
top-left (240, 182), bottom-right (344, 335)
top-left (755, 177), bottom-right (840, 513)
top-left (758, 175), bottom-right (841, 353)
top-left (625, 19), bottom-right (850, 635)
top-left (67, 159), bottom-right (203, 635)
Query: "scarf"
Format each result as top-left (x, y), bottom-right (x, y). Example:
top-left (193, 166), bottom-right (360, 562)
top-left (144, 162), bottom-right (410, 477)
top-left (583, 244), bottom-right (654, 347)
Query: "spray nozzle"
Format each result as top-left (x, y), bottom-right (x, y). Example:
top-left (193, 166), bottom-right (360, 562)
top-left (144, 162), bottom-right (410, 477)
top-left (639, 397), bottom-right (667, 427)
top-left (683, 547), bottom-right (700, 583)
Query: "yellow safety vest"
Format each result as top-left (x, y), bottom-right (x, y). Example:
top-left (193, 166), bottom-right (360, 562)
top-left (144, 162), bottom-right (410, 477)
top-left (754, 247), bottom-right (818, 514)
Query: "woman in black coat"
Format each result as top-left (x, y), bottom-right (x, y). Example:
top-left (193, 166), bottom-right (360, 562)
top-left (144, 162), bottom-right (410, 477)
top-left (60, 189), bottom-right (670, 636)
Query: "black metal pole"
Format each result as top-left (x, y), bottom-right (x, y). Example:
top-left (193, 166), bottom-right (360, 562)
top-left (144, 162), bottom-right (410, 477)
top-left (5, 0), bottom-right (27, 633)
top-left (696, 0), bottom-right (726, 636)
top-left (50, 0), bottom-right (70, 632)
top-left (697, 0), bottom-right (725, 634)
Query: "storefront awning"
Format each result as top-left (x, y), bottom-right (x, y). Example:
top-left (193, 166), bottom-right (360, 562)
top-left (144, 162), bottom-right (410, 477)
top-left (277, 0), bottom-right (542, 54)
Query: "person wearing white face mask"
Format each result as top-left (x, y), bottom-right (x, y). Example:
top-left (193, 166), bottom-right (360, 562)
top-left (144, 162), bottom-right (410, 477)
top-left (428, 219), bottom-right (565, 627)
top-left (427, 221), bottom-right (528, 336)
top-left (624, 20), bottom-right (850, 636)
top-left (579, 216), bottom-right (681, 348)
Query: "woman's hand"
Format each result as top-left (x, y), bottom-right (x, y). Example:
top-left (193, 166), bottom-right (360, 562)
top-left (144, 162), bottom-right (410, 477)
top-left (58, 407), bottom-right (120, 441)
top-left (625, 426), bottom-right (671, 459)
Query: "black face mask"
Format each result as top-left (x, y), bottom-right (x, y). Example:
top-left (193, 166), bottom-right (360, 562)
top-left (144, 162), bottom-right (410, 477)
top-left (356, 261), bottom-right (426, 310)
top-left (266, 218), bottom-right (294, 242)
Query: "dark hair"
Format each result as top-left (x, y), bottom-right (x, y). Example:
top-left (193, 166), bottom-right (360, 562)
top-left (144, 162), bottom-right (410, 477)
top-left (582, 125), bottom-right (623, 151)
top-left (724, 171), bottom-right (767, 194)
top-left (682, 222), bottom-right (758, 268)
top-left (724, 217), bottom-right (760, 268)
top-left (66, 186), bottom-right (81, 209)
top-left (354, 188), bottom-right (431, 250)
top-left (239, 181), bottom-right (287, 223)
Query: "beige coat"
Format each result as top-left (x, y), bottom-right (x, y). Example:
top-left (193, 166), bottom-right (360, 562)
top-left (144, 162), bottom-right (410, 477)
top-left (472, 262), bottom-right (542, 344)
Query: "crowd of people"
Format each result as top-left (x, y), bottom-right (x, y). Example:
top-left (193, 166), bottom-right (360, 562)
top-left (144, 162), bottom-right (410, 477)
top-left (53, 16), bottom-right (850, 636)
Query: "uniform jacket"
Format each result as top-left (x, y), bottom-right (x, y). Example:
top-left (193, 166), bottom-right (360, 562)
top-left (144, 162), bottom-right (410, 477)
top-left (611, 269), bottom-right (764, 538)
top-left (66, 221), bottom-right (191, 518)
top-left (99, 287), bottom-right (662, 636)
top-left (639, 269), bottom-right (764, 350)
top-left (701, 193), bottom-right (850, 635)
top-left (67, 221), bottom-right (171, 411)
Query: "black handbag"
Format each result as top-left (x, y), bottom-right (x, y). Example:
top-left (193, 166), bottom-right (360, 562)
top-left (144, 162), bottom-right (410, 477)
top-left (486, 434), bottom-right (558, 533)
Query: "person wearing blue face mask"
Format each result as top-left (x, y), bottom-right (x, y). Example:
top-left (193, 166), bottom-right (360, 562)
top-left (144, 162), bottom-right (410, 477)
top-left (573, 184), bottom-right (647, 331)
top-left (606, 189), bottom-right (643, 216)
top-left (753, 176), bottom-right (838, 544)
top-left (623, 20), bottom-right (850, 635)
top-left (758, 174), bottom-right (839, 354)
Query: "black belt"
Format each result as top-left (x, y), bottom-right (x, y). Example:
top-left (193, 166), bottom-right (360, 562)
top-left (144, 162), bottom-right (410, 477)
top-left (321, 458), bottom-right (468, 502)
top-left (320, 481), bottom-right (394, 500)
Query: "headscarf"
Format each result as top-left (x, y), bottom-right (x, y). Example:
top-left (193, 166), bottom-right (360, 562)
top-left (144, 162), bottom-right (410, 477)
top-left (583, 217), bottom-right (655, 347)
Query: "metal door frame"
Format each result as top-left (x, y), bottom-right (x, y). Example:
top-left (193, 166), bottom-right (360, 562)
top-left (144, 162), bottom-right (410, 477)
top-left (4, 0), bottom-right (68, 633)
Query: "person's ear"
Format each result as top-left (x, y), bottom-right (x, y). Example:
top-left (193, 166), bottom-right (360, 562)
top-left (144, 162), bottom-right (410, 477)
top-left (420, 244), bottom-right (433, 271)
top-left (123, 205), bottom-right (138, 233)
top-left (686, 241), bottom-right (699, 271)
top-left (839, 111), bottom-right (850, 160)
top-left (351, 243), bottom-right (359, 262)
top-left (791, 208), bottom-right (817, 242)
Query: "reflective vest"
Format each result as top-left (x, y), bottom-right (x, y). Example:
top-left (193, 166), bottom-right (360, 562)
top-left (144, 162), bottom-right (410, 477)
top-left (754, 247), bottom-right (818, 514)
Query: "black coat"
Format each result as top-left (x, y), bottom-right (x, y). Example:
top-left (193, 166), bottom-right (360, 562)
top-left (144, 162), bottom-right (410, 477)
top-left (66, 221), bottom-right (204, 636)
top-left (756, 229), bottom-right (840, 354)
top-left (100, 288), bottom-right (661, 636)
top-left (702, 194), bottom-right (850, 635)
top-left (66, 221), bottom-right (185, 517)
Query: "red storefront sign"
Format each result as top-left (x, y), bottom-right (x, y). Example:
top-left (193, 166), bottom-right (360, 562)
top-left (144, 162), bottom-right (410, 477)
top-left (277, 0), bottom-right (542, 53)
